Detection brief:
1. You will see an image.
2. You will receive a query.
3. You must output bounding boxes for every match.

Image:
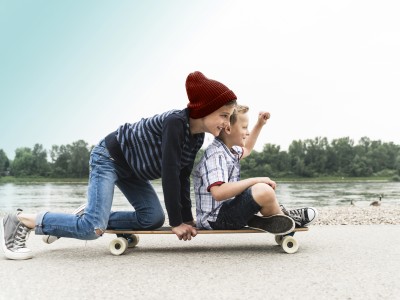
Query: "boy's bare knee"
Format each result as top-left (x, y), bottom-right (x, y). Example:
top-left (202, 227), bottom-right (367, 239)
top-left (251, 183), bottom-right (275, 204)
top-left (252, 183), bottom-right (273, 196)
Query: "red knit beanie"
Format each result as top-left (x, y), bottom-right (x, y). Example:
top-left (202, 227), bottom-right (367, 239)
top-left (186, 71), bottom-right (237, 119)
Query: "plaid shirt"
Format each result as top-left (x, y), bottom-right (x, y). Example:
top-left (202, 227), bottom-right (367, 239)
top-left (193, 138), bottom-right (243, 229)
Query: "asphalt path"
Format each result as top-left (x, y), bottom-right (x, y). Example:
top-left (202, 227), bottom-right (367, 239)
top-left (1, 225), bottom-right (399, 299)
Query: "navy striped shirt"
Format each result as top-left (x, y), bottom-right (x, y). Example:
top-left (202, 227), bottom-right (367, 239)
top-left (116, 108), bottom-right (204, 226)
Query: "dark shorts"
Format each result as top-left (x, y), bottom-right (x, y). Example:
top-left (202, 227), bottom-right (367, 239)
top-left (208, 188), bottom-right (261, 230)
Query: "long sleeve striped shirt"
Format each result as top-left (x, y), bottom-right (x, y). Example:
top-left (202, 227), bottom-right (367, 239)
top-left (115, 108), bottom-right (204, 226)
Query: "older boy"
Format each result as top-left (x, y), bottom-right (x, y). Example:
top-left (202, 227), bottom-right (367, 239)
top-left (193, 105), bottom-right (317, 232)
top-left (1, 71), bottom-right (237, 260)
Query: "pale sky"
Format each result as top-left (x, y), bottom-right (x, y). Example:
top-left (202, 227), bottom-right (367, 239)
top-left (1, 0), bottom-right (399, 160)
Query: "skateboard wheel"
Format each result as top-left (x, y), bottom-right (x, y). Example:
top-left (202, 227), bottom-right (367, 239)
top-left (275, 235), bottom-right (284, 245)
top-left (109, 237), bottom-right (128, 256)
top-left (281, 236), bottom-right (299, 254)
top-left (127, 234), bottom-right (140, 248)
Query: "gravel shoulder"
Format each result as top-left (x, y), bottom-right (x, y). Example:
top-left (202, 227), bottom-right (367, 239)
top-left (314, 205), bottom-right (400, 225)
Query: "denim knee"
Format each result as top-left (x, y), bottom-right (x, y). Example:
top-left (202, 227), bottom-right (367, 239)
top-left (150, 211), bottom-right (165, 229)
top-left (139, 211), bottom-right (165, 229)
top-left (154, 213), bottom-right (166, 228)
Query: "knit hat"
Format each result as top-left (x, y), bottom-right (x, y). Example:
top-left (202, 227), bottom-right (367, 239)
top-left (186, 71), bottom-right (237, 119)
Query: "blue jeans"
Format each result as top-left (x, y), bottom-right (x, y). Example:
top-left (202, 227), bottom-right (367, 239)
top-left (35, 140), bottom-right (165, 240)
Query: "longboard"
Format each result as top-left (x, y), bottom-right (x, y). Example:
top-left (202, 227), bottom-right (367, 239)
top-left (105, 227), bottom-right (309, 255)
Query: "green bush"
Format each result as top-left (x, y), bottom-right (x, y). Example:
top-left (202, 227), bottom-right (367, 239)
top-left (392, 175), bottom-right (400, 182)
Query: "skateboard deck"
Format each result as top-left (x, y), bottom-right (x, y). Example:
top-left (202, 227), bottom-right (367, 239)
top-left (105, 227), bottom-right (309, 255)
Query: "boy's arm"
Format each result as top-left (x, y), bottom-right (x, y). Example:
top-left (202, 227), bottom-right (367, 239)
top-left (210, 177), bottom-right (276, 201)
top-left (242, 112), bottom-right (270, 159)
top-left (161, 117), bottom-right (184, 227)
top-left (161, 116), bottom-right (197, 240)
top-left (179, 162), bottom-right (195, 223)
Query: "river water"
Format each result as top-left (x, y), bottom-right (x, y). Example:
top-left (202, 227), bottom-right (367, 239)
top-left (0, 181), bottom-right (399, 213)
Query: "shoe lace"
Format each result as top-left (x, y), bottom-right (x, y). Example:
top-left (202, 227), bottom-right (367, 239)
top-left (289, 209), bottom-right (310, 227)
top-left (280, 205), bottom-right (289, 215)
top-left (13, 225), bottom-right (31, 250)
top-left (280, 204), bottom-right (302, 225)
top-left (280, 205), bottom-right (302, 225)
top-left (289, 208), bottom-right (304, 218)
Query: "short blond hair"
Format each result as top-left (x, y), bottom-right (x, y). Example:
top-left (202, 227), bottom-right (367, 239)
top-left (230, 105), bottom-right (249, 125)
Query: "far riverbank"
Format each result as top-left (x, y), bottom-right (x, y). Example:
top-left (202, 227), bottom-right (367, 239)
top-left (0, 176), bottom-right (397, 185)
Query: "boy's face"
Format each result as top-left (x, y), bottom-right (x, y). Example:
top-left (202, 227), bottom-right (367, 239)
top-left (203, 105), bottom-right (235, 137)
top-left (229, 113), bottom-right (249, 147)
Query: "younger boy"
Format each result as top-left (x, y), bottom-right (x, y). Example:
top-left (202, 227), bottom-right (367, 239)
top-left (193, 105), bottom-right (317, 232)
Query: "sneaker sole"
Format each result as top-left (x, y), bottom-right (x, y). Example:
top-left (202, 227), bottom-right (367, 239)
top-left (42, 204), bottom-right (86, 244)
top-left (0, 218), bottom-right (33, 260)
top-left (247, 214), bottom-right (295, 235)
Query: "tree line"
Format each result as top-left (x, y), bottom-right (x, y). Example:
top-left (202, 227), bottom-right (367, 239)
top-left (0, 140), bottom-right (91, 178)
top-left (196, 136), bottom-right (400, 180)
top-left (1, 136), bottom-right (399, 180)
top-left (240, 136), bottom-right (400, 179)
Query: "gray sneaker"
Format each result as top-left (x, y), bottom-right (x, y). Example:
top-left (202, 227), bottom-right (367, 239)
top-left (1, 210), bottom-right (33, 260)
top-left (280, 205), bottom-right (318, 227)
top-left (42, 204), bottom-right (86, 244)
top-left (247, 214), bottom-right (295, 235)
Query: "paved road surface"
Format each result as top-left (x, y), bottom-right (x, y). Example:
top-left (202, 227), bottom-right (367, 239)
top-left (1, 225), bottom-right (399, 299)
